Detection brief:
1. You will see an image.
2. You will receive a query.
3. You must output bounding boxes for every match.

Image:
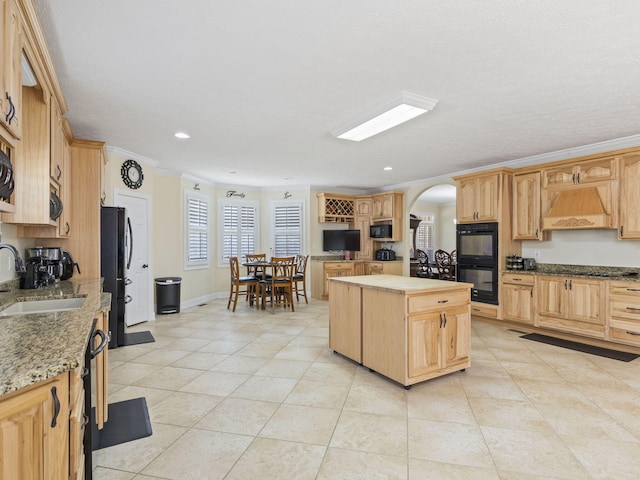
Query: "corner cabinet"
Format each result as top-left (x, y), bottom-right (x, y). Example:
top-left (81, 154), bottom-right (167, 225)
top-left (317, 193), bottom-right (355, 223)
top-left (370, 191), bottom-right (403, 241)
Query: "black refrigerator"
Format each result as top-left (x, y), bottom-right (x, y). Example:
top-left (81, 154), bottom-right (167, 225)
top-left (101, 206), bottom-right (129, 348)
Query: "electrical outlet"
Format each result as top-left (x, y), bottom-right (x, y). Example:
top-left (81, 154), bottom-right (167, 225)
top-left (534, 250), bottom-right (541, 260)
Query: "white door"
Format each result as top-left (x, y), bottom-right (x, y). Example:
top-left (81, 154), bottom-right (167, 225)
top-left (114, 190), bottom-right (152, 326)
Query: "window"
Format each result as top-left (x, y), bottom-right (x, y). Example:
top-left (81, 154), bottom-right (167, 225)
top-left (219, 200), bottom-right (258, 264)
top-left (272, 201), bottom-right (304, 256)
top-left (185, 192), bottom-right (209, 269)
top-left (415, 217), bottom-right (435, 261)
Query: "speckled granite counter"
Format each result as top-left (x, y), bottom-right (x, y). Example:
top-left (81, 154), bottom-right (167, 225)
top-left (0, 278), bottom-right (108, 396)
top-left (502, 263), bottom-right (640, 281)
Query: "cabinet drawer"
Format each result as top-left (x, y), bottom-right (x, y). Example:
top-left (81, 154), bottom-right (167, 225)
top-left (502, 273), bottom-right (534, 286)
top-left (538, 315), bottom-right (605, 338)
top-left (609, 283), bottom-right (640, 298)
top-left (407, 290), bottom-right (469, 314)
top-left (470, 303), bottom-right (498, 318)
top-left (326, 263), bottom-right (353, 271)
top-left (610, 325), bottom-right (640, 347)
top-left (609, 297), bottom-right (640, 321)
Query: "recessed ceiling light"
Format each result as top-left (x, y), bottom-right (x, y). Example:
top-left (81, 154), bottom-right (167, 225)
top-left (229, 171), bottom-right (237, 174)
top-left (174, 132), bottom-right (190, 139)
top-left (332, 92), bottom-right (438, 142)
top-left (384, 166), bottom-right (393, 171)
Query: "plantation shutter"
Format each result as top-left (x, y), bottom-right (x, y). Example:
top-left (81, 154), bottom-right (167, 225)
top-left (273, 202), bottom-right (303, 256)
top-left (186, 194), bottom-right (209, 267)
top-left (222, 202), bottom-right (257, 260)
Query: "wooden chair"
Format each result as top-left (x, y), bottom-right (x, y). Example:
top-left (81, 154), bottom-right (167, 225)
top-left (434, 249), bottom-right (454, 281)
top-left (293, 254), bottom-right (309, 303)
top-left (259, 256), bottom-right (295, 312)
top-left (245, 253), bottom-right (269, 279)
top-left (415, 249), bottom-right (436, 279)
top-left (450, 249), bottom-right (457, 264)
top-left (227, 257), bottom-right (258, 312)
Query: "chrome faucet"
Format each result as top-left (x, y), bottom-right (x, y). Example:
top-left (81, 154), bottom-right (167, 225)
top-left (0, 243), bottom-right (26, 273)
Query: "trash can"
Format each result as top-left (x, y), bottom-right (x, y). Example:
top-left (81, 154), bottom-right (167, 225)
top-left (155, 277), bottom-right (182, 314)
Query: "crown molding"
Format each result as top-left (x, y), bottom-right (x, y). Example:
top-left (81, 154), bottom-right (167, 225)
top-left (107, 146), bottom-right (159, 168)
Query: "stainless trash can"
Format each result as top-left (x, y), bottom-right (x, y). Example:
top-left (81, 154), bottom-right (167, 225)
top-left (155, 277), bottom-right (182, 314)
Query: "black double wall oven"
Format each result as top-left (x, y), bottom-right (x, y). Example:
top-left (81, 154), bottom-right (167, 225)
top-left (456, 222), bottom-right (499, 305)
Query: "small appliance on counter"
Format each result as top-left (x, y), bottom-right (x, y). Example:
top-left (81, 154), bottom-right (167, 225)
top-left (60, 249), bottom-right (81, 280)
top-left (522, 258), bottom-right (536, 271)
top-left (375, 248), bottom-right (396, 261)
top-left (20, 246), bottom-right (64, 289)
top-left (506, 255), bottom-right (523, 270)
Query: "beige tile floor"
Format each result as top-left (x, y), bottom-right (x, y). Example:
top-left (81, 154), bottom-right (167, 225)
top-left (93, 297), bottom-right (640, 480)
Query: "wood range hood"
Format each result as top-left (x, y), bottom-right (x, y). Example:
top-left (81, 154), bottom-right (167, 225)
top-left (542, 187), bottom-right (612, 230)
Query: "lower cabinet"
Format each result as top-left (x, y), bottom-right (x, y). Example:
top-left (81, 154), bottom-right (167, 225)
top-left (608, 281), bottom-right (640, 347)
top-left (311, 260), bottom-right (403, 300)
top-left (537, 275), bottom-right (605, 338)
top-left (0, 373), bottom-right (70, 480)
top-left (501, 273), bottom-right (535, 325)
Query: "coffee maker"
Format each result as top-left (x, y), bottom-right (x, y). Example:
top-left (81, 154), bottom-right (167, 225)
top-left (20, 247), bottom-right (64, 289)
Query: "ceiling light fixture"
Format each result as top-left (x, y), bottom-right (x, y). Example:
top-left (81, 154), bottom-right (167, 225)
top-left (174, 132), bottom-right (190, 139)
top-left (384, 166), bottom-right (393, 171)
top-left (332, 92), bottom-right (438, 142)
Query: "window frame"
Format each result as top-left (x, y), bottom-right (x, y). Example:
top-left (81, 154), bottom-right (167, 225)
top-left (271, 200), bottom-right (304, 257)
top-left (184, 190), bottom-right (210, 270)
top-left (218, 199), bottom-right (259, 266)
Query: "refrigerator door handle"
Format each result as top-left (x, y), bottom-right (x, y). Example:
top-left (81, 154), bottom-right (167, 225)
top-left (124, 277), bottom-right (132, 285)
top-left (126, 216), bottom-right (133, 270)
top-left (125, 295), bottom-right (133, 304)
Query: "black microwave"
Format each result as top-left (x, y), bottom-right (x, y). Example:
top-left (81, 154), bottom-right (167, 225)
top-left (370, 224), bottom-right (392, 238)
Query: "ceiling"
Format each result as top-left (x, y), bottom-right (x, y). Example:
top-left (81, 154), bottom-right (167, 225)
top-left (32, 1), bottom-right (640, 190)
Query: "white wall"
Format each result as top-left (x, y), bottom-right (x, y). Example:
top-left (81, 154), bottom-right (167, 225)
top-left (522, 229), bottom-right (640, 267)
top-left (0, 223), bottom-right (36, 283)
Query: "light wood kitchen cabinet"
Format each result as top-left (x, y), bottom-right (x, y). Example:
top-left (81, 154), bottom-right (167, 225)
top-left (0, 136), bottom-right (16, 213)
top-left (328, 275), bottom-right (471, 387)
top-left (0, 0), bottom-right (22, 140)
top-left (68, 366), bottom-right (86, 480)
top-left (607, 281), bottom-right (640, 347)
top-left (317, 193), bottom-right (355, 223)
top-left (456, 172), bottom-right (499, 222)
top-left (0, 373), bottom-right (70, 480)
top-left (542, 156), bottom-right (617, 188)
top-left (501, 273), bottom-right (534, 325)
top-left (370, 191), bottom-right (403, 240)
top-left (618, 153), bottom-right (640, 239)
top-left (371, 192), bottom-right (395, 220)
top-left (513, 172), bottom-right (548, 240)
top-left (311, 261), bottom-right (354, 300)
top-left (353, 197), bottom-right (373, 260)
top-left (537, 275), bottom-right (605, 338)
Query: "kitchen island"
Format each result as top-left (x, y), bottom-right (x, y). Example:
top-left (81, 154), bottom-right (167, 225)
top-left (329, 274), bottom-right (473, 388)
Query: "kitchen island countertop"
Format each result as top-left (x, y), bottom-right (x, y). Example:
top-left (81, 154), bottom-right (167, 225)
top-left (329, 274), bottom-right (473, 294)
top-left (0, 278), bottom-right (108, 396)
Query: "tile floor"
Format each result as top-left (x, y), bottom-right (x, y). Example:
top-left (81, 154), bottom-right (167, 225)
top-left (93, 297), bottom-right (640, 480)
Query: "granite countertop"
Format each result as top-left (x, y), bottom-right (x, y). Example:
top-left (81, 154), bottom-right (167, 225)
top-left (502, 263), bottom-right (640, 282)
top-left (0, 278), bottom-right (108, 396)
top-left (329, 274), bottom-right (473, 294)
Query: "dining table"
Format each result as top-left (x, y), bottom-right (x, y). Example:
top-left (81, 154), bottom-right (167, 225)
top-left (242, 259), bottom-right (296, 311)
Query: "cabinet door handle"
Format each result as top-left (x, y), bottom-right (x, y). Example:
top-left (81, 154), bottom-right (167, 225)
top-left (569, 279), bottom-right (572, 290)
top-left (512, 278), bottom-right (522, 281)
top-left (56, 164), bottom-right (62, 181)
top-left (625, 307), bottom-right (640, 311)
top-left (626, 331), bottom-right (640, 336)
top-left (437, 299), bottom-right (448, 303)
top-left (572, 173), bottom-right (576, 184)
top-left (577, 172), bottom-right (581, 183)
top-left (64, 222), bottom-right (70, 235)
top-left (535, 228), bottom-right (539, 238)
top-left (439, 313), bottom-right (443, 328)
top-left (620, 226), bottom-right (624, 237)
top-left (82, 414), bottom-right (90, 428)
top-left (51, 386), bottom-right (60, 428)
top-left (81, 367), bottom-right (89, 378)
top-left (90, 329), bottom-right (108, 358)
top-left (625, 288), bottom-right (640, 292)
top-left (5, 93), bottom-right (14, 124)
top-left (530, 288), bottom-right (533, 297)
top-left (442, 313), bottom-right (447, 327)
top-left (564, 279), bottom-right (568, 289)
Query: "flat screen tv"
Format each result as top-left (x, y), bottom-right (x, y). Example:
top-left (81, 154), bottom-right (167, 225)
top-left (323, 230), bottom-right (361, 252)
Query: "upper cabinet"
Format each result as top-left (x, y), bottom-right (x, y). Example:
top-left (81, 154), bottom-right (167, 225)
top-left (317, 193), bottom-right (355, 223)
top-left (370, 191), bottom-right (403, 241)
top-left (541, 155), bottom-right (618, 231)
top-left (512, 171), bottom-right (549, 241)
top-left (0, 0), bottom-right (22, 140)
top-left (455, 172), bottom-right (499, 223)
top-left (618, 152), bottom-right (640, 239)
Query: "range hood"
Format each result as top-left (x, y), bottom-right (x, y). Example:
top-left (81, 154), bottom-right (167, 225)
top-left (542, 187), bottom-right (612, 230)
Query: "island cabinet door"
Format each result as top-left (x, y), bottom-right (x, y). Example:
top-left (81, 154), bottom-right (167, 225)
top-left (328, 281), bottom-right (362, 363)
top-left (441, 306), bottom-right (471, 369)
top-left (408, 312), bottom-right (441, 377)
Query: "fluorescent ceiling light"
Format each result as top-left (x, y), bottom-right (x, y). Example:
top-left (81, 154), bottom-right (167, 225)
top-left (333, 92), bottom-right (438, 142)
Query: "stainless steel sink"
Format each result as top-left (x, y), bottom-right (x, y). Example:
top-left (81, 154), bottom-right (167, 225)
top-left (0, 297), bottom-right (86, 316)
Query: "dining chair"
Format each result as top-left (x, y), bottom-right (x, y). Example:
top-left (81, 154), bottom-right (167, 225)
top-left (434, 249), bottom-right (454, 281)
top-left (244, 253), bottom-right (268, 279)
top-left (227, 257), bottom-right (258, 312)
top-left (259, 256), bottom-right (295, 312)
top-left (293, 254), bottom-right (309, 303)
top-left (415, 249), bottom-right (437, 279)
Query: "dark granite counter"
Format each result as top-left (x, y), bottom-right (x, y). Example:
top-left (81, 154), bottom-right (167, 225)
top-left (0, 278), bottom-right (108, 396)
top-left (503, 263), bottom-right (640, 282)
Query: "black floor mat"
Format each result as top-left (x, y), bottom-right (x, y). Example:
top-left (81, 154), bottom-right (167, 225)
top-left (521, 333), bottom-right (639, 362)
top-left (120, 331), bottom-right (155, 346)
top-left (91, 397), bottom-right (152, 450)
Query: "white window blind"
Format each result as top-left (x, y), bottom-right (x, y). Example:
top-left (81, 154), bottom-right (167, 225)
top-left (220, 200), bottom-right (258, 263)
top-left (272, 201), bottom-right (303, 256)
top-left (416, 220), bottom-right (435, 261)
top-left (185, 192), bottom-right (209, 268)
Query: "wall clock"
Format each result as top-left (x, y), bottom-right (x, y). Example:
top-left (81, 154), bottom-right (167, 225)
top-left (121, 159), bottom-right (144, 189)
